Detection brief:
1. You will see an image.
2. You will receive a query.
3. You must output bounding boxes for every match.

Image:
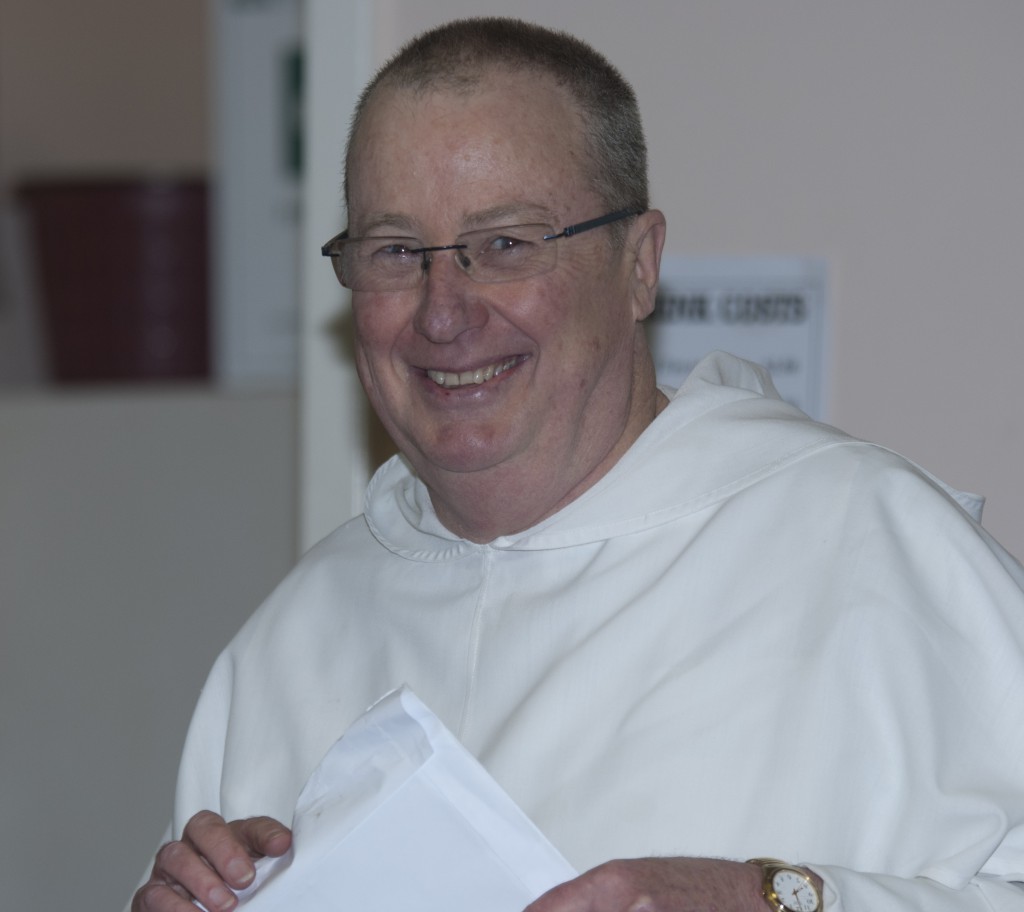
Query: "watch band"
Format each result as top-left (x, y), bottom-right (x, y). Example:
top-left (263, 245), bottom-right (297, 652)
top-left (747, 857), bottom-right (822, 912)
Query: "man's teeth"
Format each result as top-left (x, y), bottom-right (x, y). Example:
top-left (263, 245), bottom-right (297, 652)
top-left (427, 357), bottom-right (518, 389)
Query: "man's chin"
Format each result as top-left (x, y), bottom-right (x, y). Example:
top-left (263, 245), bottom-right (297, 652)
top-left (407, 431), bottom-right (521, 479)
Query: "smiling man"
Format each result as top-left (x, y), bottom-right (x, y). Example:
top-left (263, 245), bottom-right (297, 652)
top-left (341, 65), bottom-right (665, 542)
top-left (130, 18), bottom-right (1024, 912)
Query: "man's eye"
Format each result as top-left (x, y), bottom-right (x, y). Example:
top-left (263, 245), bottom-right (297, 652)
top-left (484, 235), bottom-right (534, 255)
top-left (369, 242), bottom-right (416, 259)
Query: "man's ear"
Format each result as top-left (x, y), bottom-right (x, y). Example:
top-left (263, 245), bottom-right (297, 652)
top-left (627, 209), bottom-right (667, 321)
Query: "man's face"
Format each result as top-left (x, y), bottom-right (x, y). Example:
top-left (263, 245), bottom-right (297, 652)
top-left (346, 70), bottom-right (659, 528)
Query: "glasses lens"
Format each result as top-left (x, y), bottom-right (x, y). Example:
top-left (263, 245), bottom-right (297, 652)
top-left (338, 239), bottom-right (423, 291)
top-left (463, 224), bottom-right (555, 283)
top-left (327, 224), bottom-right (559, 292)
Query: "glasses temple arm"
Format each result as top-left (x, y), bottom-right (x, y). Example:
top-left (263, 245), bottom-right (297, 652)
top-left (553, 207), bottom-right (644, 239)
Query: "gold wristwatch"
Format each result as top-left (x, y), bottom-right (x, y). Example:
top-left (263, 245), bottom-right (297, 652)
top-left (747, 858), bottom-right (822, 912)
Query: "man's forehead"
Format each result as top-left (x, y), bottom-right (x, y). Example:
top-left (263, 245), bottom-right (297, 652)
top-left (347, 75), bottom-right (589, 233)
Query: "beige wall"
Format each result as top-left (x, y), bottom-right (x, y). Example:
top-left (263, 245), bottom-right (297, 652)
top-left (0, 0), bottom-right (208, 192)
top-left (0, 389), bottom-right (296, 912)
top-left (0, 4), bottom-right (238, 911)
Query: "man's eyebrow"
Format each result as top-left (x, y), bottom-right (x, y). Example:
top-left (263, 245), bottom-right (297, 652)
top-left (354, 213), bottom-right (417, 236)
top-left (353, 204), bottom-right (558, 237)
top-left (463, 204), bottom-right (556, 229)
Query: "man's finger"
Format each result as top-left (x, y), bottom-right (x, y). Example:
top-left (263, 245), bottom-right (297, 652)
top-left (228, 815), bottom-right (293, 860)
top-left (181, 811), bottom-right (259, 888)
top-left (133, 880), bottom-right (206, 912)
top-left (149, 837), bottom-right (243, 912)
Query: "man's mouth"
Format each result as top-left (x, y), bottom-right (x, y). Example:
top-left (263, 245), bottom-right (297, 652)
top-left (426, 356), bottom-right (520, 389)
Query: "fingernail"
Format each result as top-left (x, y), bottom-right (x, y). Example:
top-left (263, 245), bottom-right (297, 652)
top-left (209, 885), bottom-right (236, 911)
top-left (226, 857), bottom-right (255, 886)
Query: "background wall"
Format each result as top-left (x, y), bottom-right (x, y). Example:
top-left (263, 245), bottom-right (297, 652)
top-left (0, 0), bottom-right (208, 188)
top-left (2, 3), bottom-right (1022, 912)
top-left (0, 2), bottom-right (297, 911)
top-left (0, 389), bottom-right (296, 908)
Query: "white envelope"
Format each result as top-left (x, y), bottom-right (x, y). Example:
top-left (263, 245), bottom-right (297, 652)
top-left (218, 686), bottom-right (576, 911)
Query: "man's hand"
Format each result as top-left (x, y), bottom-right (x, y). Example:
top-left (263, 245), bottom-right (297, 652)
top-left (131, 811), bottom-right (292, 912)
top-left (525, 857), bottom-right (768, 912)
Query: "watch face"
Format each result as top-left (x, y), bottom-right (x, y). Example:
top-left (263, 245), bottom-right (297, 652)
top-left (772, 869), bottom-right (819, 912)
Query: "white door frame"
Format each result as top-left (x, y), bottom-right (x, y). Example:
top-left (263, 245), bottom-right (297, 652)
top-left (299, 0), bottom-right (374, 552)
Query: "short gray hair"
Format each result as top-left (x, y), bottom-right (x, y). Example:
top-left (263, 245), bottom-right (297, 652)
top-left (344, 18), bottom-right (650, 228)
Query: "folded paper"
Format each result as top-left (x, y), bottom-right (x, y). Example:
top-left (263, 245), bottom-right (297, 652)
top-left (212, 686), bottom-right (576, 911)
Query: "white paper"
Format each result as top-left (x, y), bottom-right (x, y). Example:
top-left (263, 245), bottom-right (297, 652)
top-left (220, 687), bottom-right (576, 911)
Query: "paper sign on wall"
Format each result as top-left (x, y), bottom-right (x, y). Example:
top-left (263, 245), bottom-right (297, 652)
top-left (648, 257), bottom-right (828, 419)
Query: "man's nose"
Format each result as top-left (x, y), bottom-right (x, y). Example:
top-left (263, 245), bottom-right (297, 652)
top-left (412, 249), bottom-right (488, 342)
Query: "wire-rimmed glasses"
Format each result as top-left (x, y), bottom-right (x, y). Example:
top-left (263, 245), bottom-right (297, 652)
top-left (320, 208), bottom-right (642, 293)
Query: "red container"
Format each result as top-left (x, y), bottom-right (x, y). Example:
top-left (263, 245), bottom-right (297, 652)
top-left (17, 179), bottom-right (210, 382)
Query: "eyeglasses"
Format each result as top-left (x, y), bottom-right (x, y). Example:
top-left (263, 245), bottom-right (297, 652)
top-left (320, 208), bottom-right (642, 293)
